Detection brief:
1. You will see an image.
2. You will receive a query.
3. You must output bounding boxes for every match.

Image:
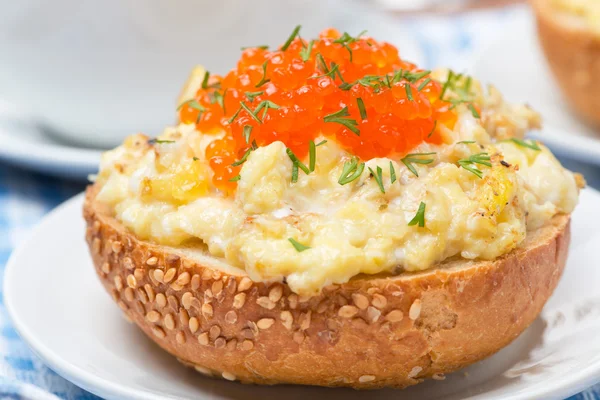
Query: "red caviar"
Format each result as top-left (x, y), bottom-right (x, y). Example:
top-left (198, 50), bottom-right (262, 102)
top-left (178, 28), bottom-right (458, 193)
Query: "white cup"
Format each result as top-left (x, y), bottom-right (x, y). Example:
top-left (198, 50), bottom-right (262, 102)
top-left (0, 0), bottom-right (343, 148)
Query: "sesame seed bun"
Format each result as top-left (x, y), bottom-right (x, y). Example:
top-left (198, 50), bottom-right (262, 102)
top-left (531, 0), bottom-right (600, 128)
top-left (83, 185), bottom-right (570, 389)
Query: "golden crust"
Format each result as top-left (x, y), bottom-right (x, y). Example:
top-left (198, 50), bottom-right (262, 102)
top-left (83, 185), bottom-right (570, 389)
top-left (531, 0), bottom-right (600, 127)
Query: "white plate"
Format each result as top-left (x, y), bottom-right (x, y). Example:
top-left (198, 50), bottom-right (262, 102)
top-left (471, 12), bottom-right (600, 166)
top-left (5, 189), bottom-right (600, 400)
top-left (0, 102), bottom-right (101, 180)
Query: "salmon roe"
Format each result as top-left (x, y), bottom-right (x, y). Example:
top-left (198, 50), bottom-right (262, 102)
top-left (178, 27), bottom-right (458, 193)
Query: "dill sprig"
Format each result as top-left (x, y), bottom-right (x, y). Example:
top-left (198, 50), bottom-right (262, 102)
top-left (408, 202), bottom-right (426, 227)
top-left (368, 166), bottom-right (385, 193)
top-left (401, 152), bottom-right (436, 177)
top-left (323, 107), bottom-right (360, 135)
top-left (458, 152), bottom-right (492, 178)
top-left (338, 157), bottom-right (365, 185)
top-left (288, 238), bottom-right (311, 252)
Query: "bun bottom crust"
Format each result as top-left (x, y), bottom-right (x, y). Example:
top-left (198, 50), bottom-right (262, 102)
top-left (83, 186), bottom-right (570, 389)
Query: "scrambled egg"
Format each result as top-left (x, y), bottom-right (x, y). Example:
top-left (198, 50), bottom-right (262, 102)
top-left (95, 86), bottom-right (581, 295)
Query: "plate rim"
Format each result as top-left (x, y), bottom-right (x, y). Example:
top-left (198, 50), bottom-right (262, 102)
top-left (5, 190), bottom-right (600, 400)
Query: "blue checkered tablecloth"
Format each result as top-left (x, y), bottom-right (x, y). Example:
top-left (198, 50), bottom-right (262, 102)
top-left (0, 4), bottom-right (599, 400)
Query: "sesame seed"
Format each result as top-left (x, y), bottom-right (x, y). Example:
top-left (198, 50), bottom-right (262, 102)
top-left (176, 331), bottom-right (186, 344)
top-left (133, 268), bottom-right (144, 281)
top-left (241, 329), bottom-right (254, 339)
top-left (194, 365), bottom-right (211, 375)
top-left (280, 311), bottom-right (293, 330)
top-left (288, 294), bottom-right (298, 309)
top-left (190, 297), bottom-right (202, 311)
top-left (248, 321), bottom-right (259, 335)
top-left (209, 325), bottom-right (221, 340)
top-left (123, 257), bottom-right (134, 270)
top-left (204, 289), bottom-right (213, 299)
top-left (146, 310), bottom-right (160, 323)
top-left (212, 280), bottom-right (223, 296)
top-left (222, 372), bottom-right (236, 381)
top-left (225, 311), bottom-right (238, 324)
top-left (163, 268), bottom-right (176, 283)
top-left (182, 292), bottom-right (193, 309)
top-left (153, 269), bottom-right (164, 283)
top-left (409, 299), bottom-right (422, 320)
top-left (134, 300), bottom-right (145, 314)
top-left (432, 373), bottom-right (446, 381)
top-left (176, 271), bottom-right (191, 286)
top-left (111, 241), bottom-right (123, 254)
top-left (237, 277), bottom-right (253, 292)
top-left (352, 293), bottom-right (369, 310)
top-left (179, 309), bottom-right (190, 325)
top-left (385, 309), bottom-right (404, 322)
top-left (114, 275), bottom-right (123, 291)
top-left (316, 301), bottom-right (328, 314)
top-left (164, 313), bottom-right (175, 330)
top-left (338, 305), bottom-right (359, 318)
top-left (408, 366), bottom-right (422, 378)
top-left (189, 317), bottom-right (199, 333)
top-left (101, 262), bottom-right (111, 274)
top-left (233, 293), bottom-right (246, 309)
top-left (359, 375), bottom-right (375, 383)
top-left (201, 269), bottom-right (212, 280)
top-left (146, 256), bottom-right (158, 266)
top-left (191, 274), bottom-right (201, 290)
top-left (202, 303), bottom-right (213, 318)
top-left (151, 326), bottom-right (166, 339)
top-left (299, 311), bottom-right (311, 330)
top-left (124, 287), bottom-right (135, 302)
top-left (118, 301), bottom-right (128, 311)
top-left (257, 318), bottom-right (275, 330)
top-left (372, 294), bottom-right (387, 309)
top-left (226, 277), bottom-right (237, 293)
top-left (155, 293), bottom-right (167, 309)
top-left (198, 332), bottom-right (209, 345)
top-left (169, 282), bottom-right (183, 292)
top-left (137, 288), bottom-right (149, 304)
top-left (168, 295), bottom-right (179, 310)
top-left (214, 337), bottom-right (226, 348)
top-left (144, 284), bottom-right (155, 302)
top-left (256, 297), bottom-right (276, 310)
top-left (269, 286), bottom-right (283, 302)
top-left (241, 340), bottom-right (254, 350)
top-left (212, 271), bottom-right (222, 280)
top-left (92, 238), bottom-right (101, 254)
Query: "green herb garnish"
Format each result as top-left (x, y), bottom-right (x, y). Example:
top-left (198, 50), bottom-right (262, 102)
top-left (401, 152), bottom-right (436, 177)
top-left (240, 101), bottom-right (262, 124)
top-left (281, 25), bottom-right (302, 51)
top-left (417, 77), bottom-right (431, 91)
top-left (357, 98), bottom-right (367, 120)
top-left (254, 100), bottom-right (281, 119)
top-left (368, 166), bottom-right (385, 193)
top-left (245, 91), bottom-right (264, 102)
top-left (458, 152), bottom-right (492, 178)
top-left (288, 238), bottom-right (311, 252)
top-left (508, 138), bottom-right (541, 151)
top-left (323, 106), bottom-right (360, 135)
top-left (241, 45), bottom-right (269, 50)
top-left (309, 140), bottom-right (316, 172)
top-left (338, 157), bottom-right (365, 185)
top-left (408, 202), bottom-right (426, 227)
top-left (405, 84), bottom-right (414, 101)
top-left (231, 149), bottom-right (252, 167)
top-left (300, 40), bottom-right (314, 62)
top-left (243, 125), bottom-right (253, 143)
top-left (255, 61), bottom-right (271, 88)
top-left (390, 161), bottom-right (397, 184)
top-left (229, 175), bottom-right (241, 182)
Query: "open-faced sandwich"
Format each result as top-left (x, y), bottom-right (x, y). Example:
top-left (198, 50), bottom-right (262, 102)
top-left (532, 0), bottom-right (600, 127)
top-left (84, 27), bottom-right (583, 389)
